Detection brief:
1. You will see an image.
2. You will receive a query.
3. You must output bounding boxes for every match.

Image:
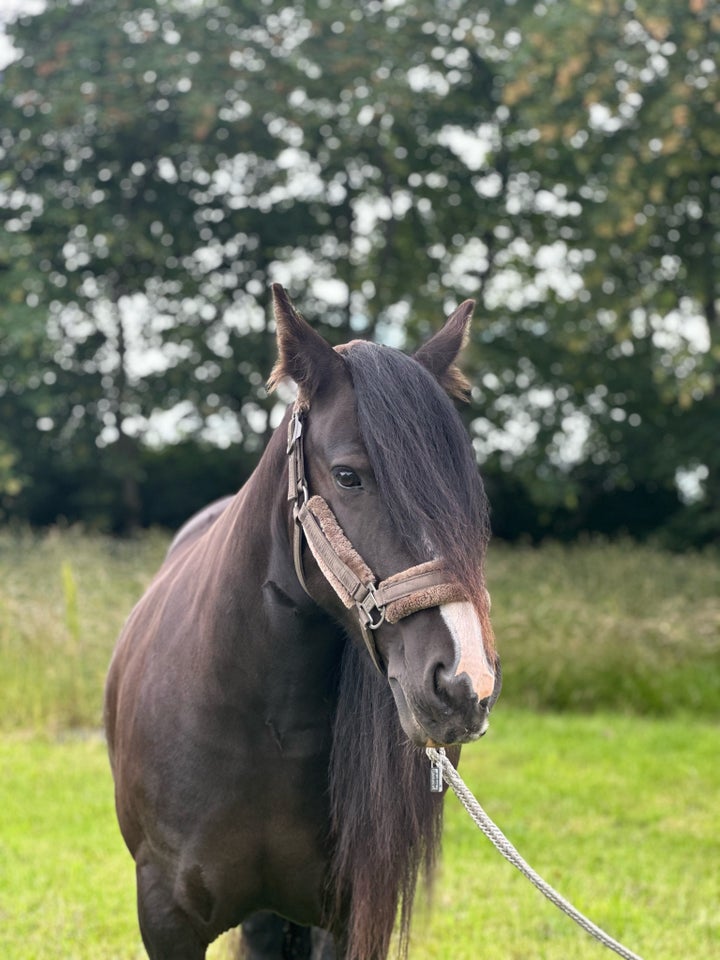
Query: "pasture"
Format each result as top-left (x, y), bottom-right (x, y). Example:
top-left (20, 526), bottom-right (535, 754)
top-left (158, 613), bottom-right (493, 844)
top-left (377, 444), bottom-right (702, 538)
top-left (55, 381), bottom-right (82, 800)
top-left (1, 529), bottom-right (718, 958)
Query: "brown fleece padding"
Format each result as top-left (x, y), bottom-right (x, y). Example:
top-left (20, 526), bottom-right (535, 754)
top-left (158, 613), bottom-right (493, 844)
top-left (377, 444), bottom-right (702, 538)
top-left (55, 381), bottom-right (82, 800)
top-left (302, 498), bottom-right (482, 628)
top-left (305, 496), bottom-right (375, 608)
top-left (384, 581), bottom-right (466, 623)
top-left (378, 559), bottom-right (464, 622)
top-left (380, 558), bottom-right (446, 591)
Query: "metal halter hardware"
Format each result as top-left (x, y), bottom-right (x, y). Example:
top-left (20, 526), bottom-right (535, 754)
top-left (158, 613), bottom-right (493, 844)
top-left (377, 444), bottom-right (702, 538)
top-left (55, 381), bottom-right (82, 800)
top-left (286, 403), bottom-right (466, 672)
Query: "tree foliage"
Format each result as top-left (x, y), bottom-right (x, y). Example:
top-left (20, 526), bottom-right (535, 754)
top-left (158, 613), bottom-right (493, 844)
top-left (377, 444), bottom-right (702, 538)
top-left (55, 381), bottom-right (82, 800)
top-left (491, 0), bottom-right (719, 543)
top-left (0, 0), bottom-right (716, 542)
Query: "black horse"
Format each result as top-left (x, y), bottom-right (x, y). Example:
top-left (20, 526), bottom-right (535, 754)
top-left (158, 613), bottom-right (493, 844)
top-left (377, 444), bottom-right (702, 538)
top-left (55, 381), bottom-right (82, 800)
top-left (104, 285), bottom-right (501, 960)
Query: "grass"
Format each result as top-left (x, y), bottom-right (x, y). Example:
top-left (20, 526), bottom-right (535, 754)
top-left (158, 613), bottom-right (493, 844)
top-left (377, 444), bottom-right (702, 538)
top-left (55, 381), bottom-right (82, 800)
top-left (0, 528), bottom-right (168, 731)
top-left (0, 531), bottom-right (718, 731)
top-left (0, 528), bottom-right (718, 957)
top-left (486, 540), bottom-right (720, 715)
top-left (1, 712), bottom-right (718, 959)
top-left (0, 734), bottom-right (142, 960)
top-left (415, 710), bottom-right (720, 960)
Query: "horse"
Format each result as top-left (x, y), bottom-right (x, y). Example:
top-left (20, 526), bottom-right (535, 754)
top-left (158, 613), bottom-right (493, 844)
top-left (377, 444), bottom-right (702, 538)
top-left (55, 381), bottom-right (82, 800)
top-left (104, 284), bottom-right (501, 960)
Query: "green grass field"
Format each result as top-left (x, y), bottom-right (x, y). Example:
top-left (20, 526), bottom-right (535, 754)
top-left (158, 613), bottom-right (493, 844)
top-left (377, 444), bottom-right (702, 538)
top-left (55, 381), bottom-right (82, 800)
top-left (0, 530), bottom-right (718, 958)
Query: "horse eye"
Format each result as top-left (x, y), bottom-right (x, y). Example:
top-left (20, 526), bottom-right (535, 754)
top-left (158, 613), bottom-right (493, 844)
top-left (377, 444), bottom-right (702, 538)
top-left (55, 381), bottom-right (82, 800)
top-left (332, 467), bottom-right (362, 490)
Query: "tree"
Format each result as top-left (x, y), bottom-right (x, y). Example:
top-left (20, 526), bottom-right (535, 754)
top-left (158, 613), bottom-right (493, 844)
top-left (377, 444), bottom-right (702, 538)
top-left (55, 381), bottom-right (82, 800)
top-left (0, 0), bottom-right (515, 527)
top-left (464, 0), bottom-right (719, 542)
top-left (0, 0), bottom-right (317, 525)
top-left (1, 0), bottom-right (717, 542)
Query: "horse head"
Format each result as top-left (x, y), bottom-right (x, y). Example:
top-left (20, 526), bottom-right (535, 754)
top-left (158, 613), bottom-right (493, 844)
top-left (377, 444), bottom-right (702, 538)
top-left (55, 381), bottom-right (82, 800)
top-left (269, 284), bottom-right (501, 748)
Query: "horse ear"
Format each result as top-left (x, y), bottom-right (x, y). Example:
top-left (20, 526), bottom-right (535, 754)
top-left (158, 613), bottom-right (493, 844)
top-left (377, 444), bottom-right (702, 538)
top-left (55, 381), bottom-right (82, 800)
top-left (414, 299), bottom-right (474, 401)
top-left (267, 284), bottom-right (343, 400)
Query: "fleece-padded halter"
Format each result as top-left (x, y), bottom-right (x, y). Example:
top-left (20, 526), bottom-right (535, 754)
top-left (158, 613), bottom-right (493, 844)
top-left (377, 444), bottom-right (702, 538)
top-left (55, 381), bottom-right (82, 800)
top-left (287, 405), bottom-right (467, 672)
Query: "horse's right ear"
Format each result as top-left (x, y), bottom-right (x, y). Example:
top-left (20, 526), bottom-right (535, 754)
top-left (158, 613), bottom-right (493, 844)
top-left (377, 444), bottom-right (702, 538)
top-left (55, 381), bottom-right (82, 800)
top-left (267, 284), bottom-right (343, 400)
top-left (414, 299), bottom-right (474, 400)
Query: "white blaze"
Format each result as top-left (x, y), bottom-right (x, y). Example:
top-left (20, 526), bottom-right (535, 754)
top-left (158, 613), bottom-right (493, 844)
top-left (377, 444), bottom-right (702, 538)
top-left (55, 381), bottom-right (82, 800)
top-left (439, 601), bottom-right (495, 701)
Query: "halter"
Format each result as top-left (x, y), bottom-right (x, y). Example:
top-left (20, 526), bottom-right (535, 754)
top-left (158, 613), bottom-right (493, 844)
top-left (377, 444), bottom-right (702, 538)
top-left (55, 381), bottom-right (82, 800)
top-left (286, 404), bottom-right (467, 672)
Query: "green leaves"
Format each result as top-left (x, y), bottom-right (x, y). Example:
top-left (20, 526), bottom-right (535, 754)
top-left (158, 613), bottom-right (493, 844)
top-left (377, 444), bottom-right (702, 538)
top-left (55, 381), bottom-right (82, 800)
top-left (0, 0), bottom-right (716, 539)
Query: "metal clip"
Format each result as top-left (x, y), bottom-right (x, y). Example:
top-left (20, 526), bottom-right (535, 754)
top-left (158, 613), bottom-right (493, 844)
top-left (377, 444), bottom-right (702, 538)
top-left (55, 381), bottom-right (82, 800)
top-left (356, 583), bottom-right (386, 630)
top-left (287, 412), bottom-right (303, 454)
top-left (430, 748), bottom-right (445, 793)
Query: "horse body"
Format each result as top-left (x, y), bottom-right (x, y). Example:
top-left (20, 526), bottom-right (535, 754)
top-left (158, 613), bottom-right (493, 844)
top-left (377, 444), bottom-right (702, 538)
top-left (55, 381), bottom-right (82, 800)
top-left (105, 286), bottom-right (500, 960)
top-left (106, 421), bottom-right (341, 948)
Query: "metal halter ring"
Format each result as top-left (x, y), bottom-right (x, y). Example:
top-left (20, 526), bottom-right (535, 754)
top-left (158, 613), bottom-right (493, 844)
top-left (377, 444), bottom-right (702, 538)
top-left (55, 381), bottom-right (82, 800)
top-left (355, 584), bottom-right (387, 631)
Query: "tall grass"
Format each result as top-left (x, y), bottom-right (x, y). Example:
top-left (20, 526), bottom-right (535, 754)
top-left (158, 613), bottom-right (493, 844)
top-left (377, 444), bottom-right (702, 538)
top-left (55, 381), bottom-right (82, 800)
top-left (0, 529), bottom-right (718, 732)
top-left (0, 528), bottom-right (167, 731)
top-left (487, 540), bottom-right (720, 716)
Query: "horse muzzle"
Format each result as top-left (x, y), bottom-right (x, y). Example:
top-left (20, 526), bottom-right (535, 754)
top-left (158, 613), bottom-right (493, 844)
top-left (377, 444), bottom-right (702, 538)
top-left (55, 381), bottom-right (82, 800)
top-left (388, 658), bottom-right (502, 748)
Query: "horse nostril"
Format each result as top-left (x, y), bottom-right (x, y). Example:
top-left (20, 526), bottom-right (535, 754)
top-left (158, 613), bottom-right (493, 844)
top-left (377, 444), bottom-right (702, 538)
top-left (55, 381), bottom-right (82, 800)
top-left (432, 664), bottom-right (473, 704)
top-left (478, 695), bottom-right (491, 712)
top-left (433, 664), bottom-right (455, 696)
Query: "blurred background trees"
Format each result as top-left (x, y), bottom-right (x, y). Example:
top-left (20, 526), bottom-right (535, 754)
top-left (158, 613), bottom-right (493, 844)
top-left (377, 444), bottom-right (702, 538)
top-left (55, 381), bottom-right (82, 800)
top-left (0, 0), bottom-right (717, 544)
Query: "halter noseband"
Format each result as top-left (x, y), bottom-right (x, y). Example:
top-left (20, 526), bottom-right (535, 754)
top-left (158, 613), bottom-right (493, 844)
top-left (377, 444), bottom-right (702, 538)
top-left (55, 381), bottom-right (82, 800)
top-left (287, 404), bottom-right (467, 672)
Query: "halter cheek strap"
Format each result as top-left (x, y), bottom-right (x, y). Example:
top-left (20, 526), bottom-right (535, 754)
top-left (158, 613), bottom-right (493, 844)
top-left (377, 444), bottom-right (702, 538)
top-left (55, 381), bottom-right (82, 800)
top-left (287, 406), bottom-right (467, 672)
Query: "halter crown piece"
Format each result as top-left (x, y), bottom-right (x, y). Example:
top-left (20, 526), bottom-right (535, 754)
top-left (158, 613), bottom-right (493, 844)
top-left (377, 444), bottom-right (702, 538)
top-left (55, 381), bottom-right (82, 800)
top-left (286, 403), bottom-right (467, 672)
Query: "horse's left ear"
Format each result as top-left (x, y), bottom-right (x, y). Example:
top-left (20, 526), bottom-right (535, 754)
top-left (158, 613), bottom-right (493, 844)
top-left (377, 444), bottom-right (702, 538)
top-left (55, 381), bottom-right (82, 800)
top-left (267, 284), bottom-right (343, 401)
top-left (414, 299), bottom-right (474, 401)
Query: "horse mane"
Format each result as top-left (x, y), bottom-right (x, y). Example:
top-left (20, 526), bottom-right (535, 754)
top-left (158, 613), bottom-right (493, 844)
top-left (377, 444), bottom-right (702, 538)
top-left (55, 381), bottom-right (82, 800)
top-left (341, 342), bottom-right (492, 616)
top-left (328, 342), bottom-right (486, 960)
top-left (328, 639), bottom-right (460, 960)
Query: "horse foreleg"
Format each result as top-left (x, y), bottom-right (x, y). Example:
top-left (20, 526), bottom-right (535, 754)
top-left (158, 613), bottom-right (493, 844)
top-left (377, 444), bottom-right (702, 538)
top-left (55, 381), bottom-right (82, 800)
top-left (241, 912), bottom-right (337, 960)
top-left (136, 859), bottom-right (208, 960)
top-left (310, 925), bottom-right (337, 960)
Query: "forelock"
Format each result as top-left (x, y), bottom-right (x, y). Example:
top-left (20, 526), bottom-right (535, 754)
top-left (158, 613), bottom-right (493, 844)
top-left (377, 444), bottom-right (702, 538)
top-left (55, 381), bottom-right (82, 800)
top-left (340, 342), bottom-right (490, 599)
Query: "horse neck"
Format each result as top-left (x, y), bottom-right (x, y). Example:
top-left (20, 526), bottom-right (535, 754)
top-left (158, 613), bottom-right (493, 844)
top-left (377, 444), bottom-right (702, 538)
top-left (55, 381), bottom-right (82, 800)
top-left (233, 416), bottom-right (289, 532)
top-left (201, 412), bottom-right (330, 643)
top-left (214, 417), bottom-right (343, 708)
top-left (211, 419), bottom-right (293, 578)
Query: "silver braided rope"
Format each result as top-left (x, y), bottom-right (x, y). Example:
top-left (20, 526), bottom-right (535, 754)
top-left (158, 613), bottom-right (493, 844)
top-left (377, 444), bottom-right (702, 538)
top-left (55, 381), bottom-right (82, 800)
top-left (426, 747), bottom-right (644, 960)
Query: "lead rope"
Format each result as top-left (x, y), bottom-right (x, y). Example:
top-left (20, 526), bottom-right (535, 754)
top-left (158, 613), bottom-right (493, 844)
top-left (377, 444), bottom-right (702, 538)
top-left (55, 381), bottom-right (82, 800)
top-left (426, 747), bottom-right (644, 960)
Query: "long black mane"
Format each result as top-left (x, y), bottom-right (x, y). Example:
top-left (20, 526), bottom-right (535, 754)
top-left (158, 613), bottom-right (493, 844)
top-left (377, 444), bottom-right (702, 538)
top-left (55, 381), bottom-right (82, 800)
top-left (342, 342), bottom-right (491, 607)
top-left (329, 641), bottom-right (453, 960)
top-left (328, 343), bottom-right (486, 960)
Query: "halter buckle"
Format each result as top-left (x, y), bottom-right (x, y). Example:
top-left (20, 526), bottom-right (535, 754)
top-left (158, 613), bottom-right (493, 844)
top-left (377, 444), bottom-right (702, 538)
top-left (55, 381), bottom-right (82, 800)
top-left (287, 410), bottom-right (304, 453)
top-left (288, 409), bottom-right (309, 510)
top-left (355, 583), bottom-right (386, 631)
